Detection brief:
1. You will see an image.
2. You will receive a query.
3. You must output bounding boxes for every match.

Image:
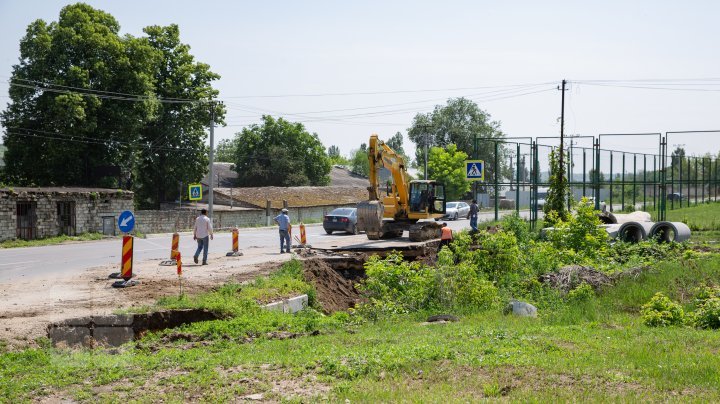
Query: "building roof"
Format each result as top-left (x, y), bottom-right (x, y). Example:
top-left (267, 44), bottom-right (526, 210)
top-left (213, 186), bottom-right (368, 209)
top-left (329, 165), bottom-right (370, 187)
top-left (0, 187), bottom-right (133, 198)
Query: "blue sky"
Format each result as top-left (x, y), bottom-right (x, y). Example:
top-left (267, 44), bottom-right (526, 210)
top-left (1, 1), bottom-right (719, 161)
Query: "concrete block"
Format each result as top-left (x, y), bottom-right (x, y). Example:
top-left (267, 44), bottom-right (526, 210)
top-left (285, 295), bottom-right (308, 313)
top-left (48, 326), bottom-right (91, 347)
top-left (92, 314), bottom-right (134, 326)
top-left (93, 326), bottom-right (134, 346)
top-left (57, 316), bottom-right (92, 327)
top-left (265, 301), bottom-right (284, 312)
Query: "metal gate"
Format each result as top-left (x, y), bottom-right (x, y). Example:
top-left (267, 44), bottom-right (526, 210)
top-left (16, 202), bottom-right (36, 240)
top-left (57, 201), bottom-right (76, 236)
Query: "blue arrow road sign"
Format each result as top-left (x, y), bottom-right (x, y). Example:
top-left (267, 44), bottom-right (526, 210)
top-left (118, 210), bottom-right (135, 233)
top-left (465, 160), bottom-right (485, 181)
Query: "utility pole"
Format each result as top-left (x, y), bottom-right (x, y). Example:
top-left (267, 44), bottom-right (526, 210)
top-left (559, 79), bottom-right (567, 180)
top-left (208, 101), bottom-right (216, 219)
top-left (424, 131), bottom-right (429, 180)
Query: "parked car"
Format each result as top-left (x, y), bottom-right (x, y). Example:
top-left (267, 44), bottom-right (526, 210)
top-left (442, 201), bottom-right (470, 220)
top-left (323, 207), bottom-right (358, 235)
top-left (667, 192), bottom-right (683, 202)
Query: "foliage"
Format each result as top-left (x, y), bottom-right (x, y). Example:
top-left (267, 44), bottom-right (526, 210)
top-left (588, 168), bottom-right (605, 191)
top-left (385, 132), bottom-right (410, 165)
top-left (546, 198), bottom-right (607, 259)
top-left (407, 98), bottom-right (506, 184)
top-left (425, 144), bottom-right (470, 200)
top-left (349, 143), bottom-right (369, 177)
top-left (567, 282), bottom-right (595, 302)
top-left (543, 149), bottom-right (571, 225)
top-left (133, 24), bottom-right (224, 208)
top-left (356, 251), bottom-right (498, 319)
top-left (693, 297), bottom-right (720, 329)
top-left (231, 115), bottom-right (331, 186)
top-left (1, 4), bottom-right (155, 187)
top-left (500, 212), bottom-right (533, 244)
top-left (215, 138), bottom-right (239, 163)
top-left (327, 145), bottom-right (350, 166)
top-left (641, 292), bottom-right (685, 327)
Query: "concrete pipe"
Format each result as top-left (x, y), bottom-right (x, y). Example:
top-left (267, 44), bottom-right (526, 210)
top-left (602, 224), bottom-right (622, 239)
top-left (617, 221), bottom-right (656, 243)
top-left (649, 221), bottom-right (692, 243)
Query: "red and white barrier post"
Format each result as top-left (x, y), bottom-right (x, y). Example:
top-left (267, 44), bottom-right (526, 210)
top-left (226, 227), bottom-right (244, 256)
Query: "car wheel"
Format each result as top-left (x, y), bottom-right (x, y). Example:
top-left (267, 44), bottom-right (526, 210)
top-left (325, 229), bottom-right (333, 235)
top-left (350, 225), bottom-right (358, 235)
top-left (453, 212), bottom-right (458, 221)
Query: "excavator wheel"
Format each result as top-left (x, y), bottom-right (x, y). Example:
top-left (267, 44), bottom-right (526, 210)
top-left (409, 222), bottom-right (442, 242)
top-left (357, 200), bottom-right (384, 240)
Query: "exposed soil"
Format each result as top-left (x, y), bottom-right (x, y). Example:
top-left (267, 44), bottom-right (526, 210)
top-left (541, 265), bottom-right (613, 293)
top-left (302, 258), bottom-right (365, 313)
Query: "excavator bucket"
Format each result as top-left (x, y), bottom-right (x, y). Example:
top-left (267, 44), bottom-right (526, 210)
top-left (356, 200), bottom-right (384, 240)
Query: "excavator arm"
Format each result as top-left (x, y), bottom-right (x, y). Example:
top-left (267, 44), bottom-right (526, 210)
top-left (366, 134), bottom-right (410, 210)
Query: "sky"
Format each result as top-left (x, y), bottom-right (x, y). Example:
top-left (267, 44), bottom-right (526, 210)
top-left (1, 0), bottom-right (719, 164)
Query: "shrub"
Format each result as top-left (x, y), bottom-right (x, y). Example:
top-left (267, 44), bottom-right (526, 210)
top-left (546, 198), bottom-right (608, 259)
top-left (693, 297), bottom-right (720, 329)
top-left (641, 292), bottom-right (684, 327)
top-left (501, 212), bottom-right (532, 244)
top-left (567, 282), bottom-right (595, 302)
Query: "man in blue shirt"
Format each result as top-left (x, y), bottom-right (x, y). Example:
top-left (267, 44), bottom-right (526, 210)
top-left (274, 208), bottom-right (291, 253)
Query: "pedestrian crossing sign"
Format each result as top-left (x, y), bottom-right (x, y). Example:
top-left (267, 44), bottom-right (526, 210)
top-left (465, 160), bottom-right (485, 181)
top-left (188, 183), bottom-right (202, 201)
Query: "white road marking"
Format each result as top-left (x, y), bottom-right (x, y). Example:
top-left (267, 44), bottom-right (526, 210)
top-left (0, 260), bottom-right (39, 266)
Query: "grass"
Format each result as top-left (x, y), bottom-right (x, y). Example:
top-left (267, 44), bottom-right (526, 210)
top-left (0, 232), bottom-right (105, 248)
top-left (3, 254), bottom-right (720, 402)
top-left (660, 201), bottom-right (720, 231)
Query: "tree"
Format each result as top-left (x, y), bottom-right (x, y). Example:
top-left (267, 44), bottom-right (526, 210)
top-left (232, 116), bottom-right (330, 186)
top-left (543, 149), bottom-right (571, 226)
top-left (134, 24), bottom-right (224, 208)
top-left (427, 144), bottom-right (470, 200)
top-left (327, 145), bottom-right (349, 166)
top-left (386, 131), bottom-right (411, 165)
top-left (1, 4), bottom-right (156, 186)
top-left (407, 97), bottom-right (506, 184)
top-left (215, 138), bottom-right (239, 163)
top-left (350, 143), bottom-right (369, 177)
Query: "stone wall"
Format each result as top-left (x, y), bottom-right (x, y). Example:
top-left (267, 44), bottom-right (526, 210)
top-left (134, 204), bottom-right (356, 234)
top-left (0, 188), bottom-right (133, 241)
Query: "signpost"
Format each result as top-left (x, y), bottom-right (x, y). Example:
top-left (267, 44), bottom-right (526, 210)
top-left (465, 160), bottom-right (485, 181)
top-left (188, 184), bottom-right (202, 201)
top-left (112, 210), bottom-right (138, 287)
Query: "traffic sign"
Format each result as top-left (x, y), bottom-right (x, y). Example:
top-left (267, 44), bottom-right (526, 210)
top-left (118, 210), bottom-right (135, 233)
top-left (465, 160), bottom-right (485, 181)
top-left (188, 183), bottom-right (202, 201)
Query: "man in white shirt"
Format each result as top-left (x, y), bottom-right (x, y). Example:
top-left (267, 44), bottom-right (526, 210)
top-left (274, 208), bottom-right (291, 253)
top-left (193, 208), bottom-right (213, 265)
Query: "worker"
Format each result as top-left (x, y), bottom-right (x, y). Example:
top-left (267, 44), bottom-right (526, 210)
top-left (274, 208), bottom-right (292, 254)
top-left (439, 222), bottom-right (453, 251)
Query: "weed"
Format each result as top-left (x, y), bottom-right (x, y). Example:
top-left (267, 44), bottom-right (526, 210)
top-left (641, 293), bottom-right (685, 327)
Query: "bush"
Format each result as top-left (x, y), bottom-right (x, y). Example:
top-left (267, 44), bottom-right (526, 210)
top-left (546, 198), bottom-right (608, 259)
top-left (501, 212), bottom-right (533, 244)
top-left (693, 297), bottom-right (720, 329)
top-left (567, 282), bottom-right (595, 302)
top-left (641, 292), bottom-right (685, 327)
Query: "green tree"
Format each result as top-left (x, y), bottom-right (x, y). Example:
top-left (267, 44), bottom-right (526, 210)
top-left (327, 145), bottom-right (349, 166)
top-left (134, 24), bottom-right (224, 208)
top-left (350, 143), bottom-right (369, 177)
top-left (543, 149), bottom-right (571, 225)
top-left (427, 144), bottom-right (470, 200)
top-left (386, 131), bottom-right (411, 165)
top-left (215, 138), bottom-right (239, 163)
top-left (407, 97), bottom-right (506, 183)
top-left (232, 116), bottom-right (330, 186)
top-left (1, 3), bottom-right (156, 186)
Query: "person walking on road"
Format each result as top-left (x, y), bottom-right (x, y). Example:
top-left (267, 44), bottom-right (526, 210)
top-left (274, 208), bottom-right (292, 253)
top-left (193, 208), bottom-right (213, 265)
top-left (467, 199), bottom-right (479, 231)
top-left (439, 222), bottom-right (453, 251)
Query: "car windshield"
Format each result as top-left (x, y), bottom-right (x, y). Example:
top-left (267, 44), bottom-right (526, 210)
top-left (446, 202), bottom-right (458, 208)
top-left (329, 208), bottom-right (355, 216)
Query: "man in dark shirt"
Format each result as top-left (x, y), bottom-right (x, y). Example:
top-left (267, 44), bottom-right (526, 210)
top-left (467, 199), bottom-right (479, 231)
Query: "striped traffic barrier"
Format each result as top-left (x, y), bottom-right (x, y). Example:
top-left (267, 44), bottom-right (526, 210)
top-left (226, 228), bottom-right (244, 256)
top-left (112, 235), bottom-right (138, 288)
top-left (292, 223), bottom-right (312, 249)
top-left (160, 233), bottom-right (180, 266)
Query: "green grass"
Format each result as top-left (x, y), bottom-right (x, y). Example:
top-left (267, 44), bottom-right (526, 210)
top-left (3, 255), bottom-right (720, 402)
top-left (0, 232), bottom-right (105, 248)
top-left (656, 201), bottom-right (720, 231)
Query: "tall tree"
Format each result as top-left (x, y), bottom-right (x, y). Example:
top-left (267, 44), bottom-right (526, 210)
top-left (232, 116), bottom-right (330, 186)
top-left (1, 3), bottom-right (156, 186)
top-left (427, 144), bottom-right (470, 200)
top-left (544, 149), bottom-right (571, 225)
top-left (407, 98), bottom-right (506, 183)
top-left (327, 144), bottom-right (349, 166)
top-left (134, 24), bottom-right (223, 208)
top-left (350, 143), bottom-right (369, 177)
top-left (215, 138), bottom-right (238, 163)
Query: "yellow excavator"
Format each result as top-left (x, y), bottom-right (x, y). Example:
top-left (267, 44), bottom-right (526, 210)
top-left (356, 134), bottom-right (446, 241)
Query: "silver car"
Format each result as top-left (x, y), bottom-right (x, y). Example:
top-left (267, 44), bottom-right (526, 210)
top-left (442, 201), bottom-right (470, 220)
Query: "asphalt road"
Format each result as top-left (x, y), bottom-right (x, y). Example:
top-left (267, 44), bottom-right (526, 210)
top-left (0, 209), bottom-right (528, 284)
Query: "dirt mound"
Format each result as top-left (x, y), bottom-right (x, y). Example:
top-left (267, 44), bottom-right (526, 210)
top-left (302, 259), bottom-right (363, 313)
top-left (541, 265), bottom-right (613, 293)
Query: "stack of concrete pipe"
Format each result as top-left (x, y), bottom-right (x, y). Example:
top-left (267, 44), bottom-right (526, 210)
top-left (598, 211), bottom-right (691, 243)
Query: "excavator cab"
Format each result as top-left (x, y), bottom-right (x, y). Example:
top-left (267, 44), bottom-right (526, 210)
top-left (409, 181), bottom-right (446, 216)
